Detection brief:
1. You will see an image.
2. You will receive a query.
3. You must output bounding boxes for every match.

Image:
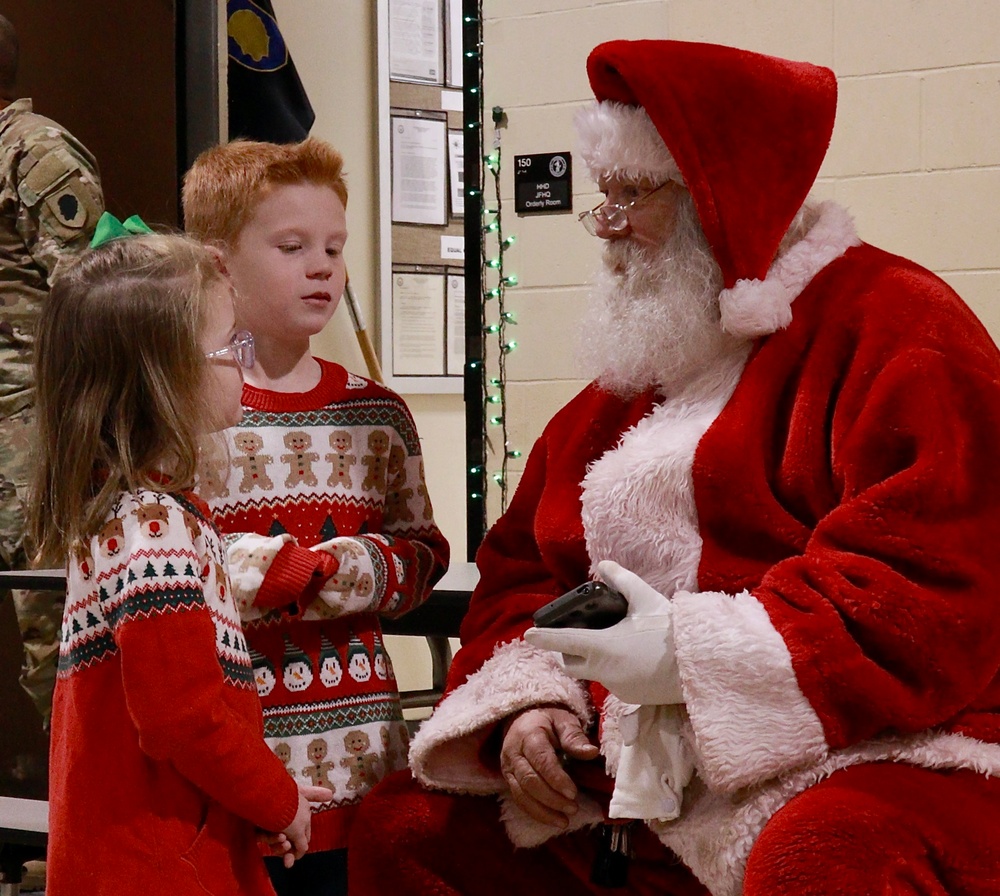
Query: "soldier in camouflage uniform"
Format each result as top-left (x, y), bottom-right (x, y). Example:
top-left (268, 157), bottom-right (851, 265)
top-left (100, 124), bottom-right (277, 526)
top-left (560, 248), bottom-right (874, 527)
top-left (0, 14), bottom-right (103, 727)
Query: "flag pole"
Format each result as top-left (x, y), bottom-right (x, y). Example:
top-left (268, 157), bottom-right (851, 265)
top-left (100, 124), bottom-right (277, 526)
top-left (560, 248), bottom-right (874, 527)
top-left (342, 270), bottom-right (384, 384)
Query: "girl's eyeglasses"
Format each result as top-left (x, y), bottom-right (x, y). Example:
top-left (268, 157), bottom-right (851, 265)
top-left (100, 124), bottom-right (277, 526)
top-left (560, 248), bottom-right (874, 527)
top-left (578, 181), bottom-right (672, 236)
top-left (205, 330), bottom-right (255, 370)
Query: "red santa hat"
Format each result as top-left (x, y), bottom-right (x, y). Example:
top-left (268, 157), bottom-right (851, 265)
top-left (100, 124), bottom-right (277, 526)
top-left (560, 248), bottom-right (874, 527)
top-left (578, 40), bottom-right (837, 291)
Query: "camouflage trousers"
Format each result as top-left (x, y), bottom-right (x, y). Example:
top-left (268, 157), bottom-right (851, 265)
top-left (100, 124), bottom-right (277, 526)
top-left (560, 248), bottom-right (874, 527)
top-left (0, 407), bottom-right (63, 728)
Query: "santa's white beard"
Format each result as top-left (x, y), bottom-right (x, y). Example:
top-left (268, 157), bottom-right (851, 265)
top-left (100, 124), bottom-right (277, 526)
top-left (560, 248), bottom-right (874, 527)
top-left (579, 211), bottom-right (740, 397)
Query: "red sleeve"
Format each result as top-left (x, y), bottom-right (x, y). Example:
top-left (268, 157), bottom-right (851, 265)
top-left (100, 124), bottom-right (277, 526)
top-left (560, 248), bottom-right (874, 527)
top-left (117, 610), bottom-right (299, 833)
top-left (258, 542), bottom-right (338, 612)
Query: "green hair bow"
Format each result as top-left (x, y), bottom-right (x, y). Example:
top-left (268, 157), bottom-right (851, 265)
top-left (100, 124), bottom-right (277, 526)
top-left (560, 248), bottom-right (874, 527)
top-left (89, 211), bottom-right (154, 248)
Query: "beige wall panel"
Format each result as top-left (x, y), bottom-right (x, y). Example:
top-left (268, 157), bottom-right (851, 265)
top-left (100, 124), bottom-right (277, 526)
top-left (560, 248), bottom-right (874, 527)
top-left (502, 287), bottom-right (595, 381)
top-left (506, 211), bottom-right (600, 287)
top-left (484, 4), bottom-right (668, 108)
top-left (940, 272), bottom-right (1000, 337)
top-left (834, 0), bottom-right (1000, 74)
top-left (922, 66), bottom-right (1000, 169)
top-left (668, 0), bottom-right (833, 62)
top-left (822, 75), bottom-right (922, 177)
top-left (504, 379), bottom-right (589, 465)
top-left (402, 393), bottom-right (469, 553)
top-left (493, 0), bottom-right (627, 17)
top-left (834, 169), bottom-right (1000, 272)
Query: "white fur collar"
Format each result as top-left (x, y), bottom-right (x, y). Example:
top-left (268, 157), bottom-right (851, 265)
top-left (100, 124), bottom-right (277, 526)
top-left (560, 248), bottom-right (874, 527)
top-left (719, 200), bottom-right (860, 339)
top-left (581, 349), bottom-right (748, 595)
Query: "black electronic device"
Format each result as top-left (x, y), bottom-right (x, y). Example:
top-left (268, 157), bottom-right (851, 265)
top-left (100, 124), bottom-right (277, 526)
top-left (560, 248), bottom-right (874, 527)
top-left (532, 582), bottom-right (628, 630)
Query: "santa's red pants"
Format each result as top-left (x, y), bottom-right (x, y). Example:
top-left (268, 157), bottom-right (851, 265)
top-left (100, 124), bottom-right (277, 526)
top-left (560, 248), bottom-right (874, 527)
top-left (348, 764), bottom-right (1000, 895)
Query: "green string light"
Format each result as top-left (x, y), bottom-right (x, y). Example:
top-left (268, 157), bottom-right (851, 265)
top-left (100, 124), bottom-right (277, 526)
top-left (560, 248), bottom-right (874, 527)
top-left (476, 90), bottom-right (522, 516)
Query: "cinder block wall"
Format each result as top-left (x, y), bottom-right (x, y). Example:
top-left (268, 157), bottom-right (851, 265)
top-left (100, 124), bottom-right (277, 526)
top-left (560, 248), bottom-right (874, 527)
top-left (483, 0), bottom-right (1000, 508)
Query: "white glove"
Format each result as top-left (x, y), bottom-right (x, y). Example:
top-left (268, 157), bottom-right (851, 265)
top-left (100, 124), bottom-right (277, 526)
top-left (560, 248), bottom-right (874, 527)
top-left (524, 560), bottom-right (683, 706)
top-left (609, 704), bottom-right (694, 821)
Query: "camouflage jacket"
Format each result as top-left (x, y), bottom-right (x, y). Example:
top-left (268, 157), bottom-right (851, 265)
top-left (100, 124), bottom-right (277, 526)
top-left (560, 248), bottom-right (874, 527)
top-left (0, 98), bottom-right (103, 418)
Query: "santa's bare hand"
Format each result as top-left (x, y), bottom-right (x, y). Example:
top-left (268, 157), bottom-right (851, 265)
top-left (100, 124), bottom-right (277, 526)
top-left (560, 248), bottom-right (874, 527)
top-left (499, 706), bottom-right (599, 827)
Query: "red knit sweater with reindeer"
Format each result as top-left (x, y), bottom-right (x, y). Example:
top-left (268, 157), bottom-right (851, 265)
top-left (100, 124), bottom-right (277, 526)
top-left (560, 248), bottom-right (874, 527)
top-left (204, 359), bottom-right (450, 852)
top-left (48, 488), bottom-right (298, 896)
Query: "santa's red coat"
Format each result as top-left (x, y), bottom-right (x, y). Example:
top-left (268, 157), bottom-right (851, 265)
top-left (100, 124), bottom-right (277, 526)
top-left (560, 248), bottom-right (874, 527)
top-left (409, 204), bottom-right (1000, 894)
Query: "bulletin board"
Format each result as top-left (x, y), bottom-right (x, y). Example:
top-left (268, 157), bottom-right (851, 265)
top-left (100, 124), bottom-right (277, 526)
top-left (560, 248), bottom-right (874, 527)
top-left (377, 0), bottom-right (466, 393)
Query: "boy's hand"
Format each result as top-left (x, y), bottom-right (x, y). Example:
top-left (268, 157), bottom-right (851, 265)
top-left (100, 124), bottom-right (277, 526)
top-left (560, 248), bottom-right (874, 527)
top-left (280, 783), bottom-right (334, 867)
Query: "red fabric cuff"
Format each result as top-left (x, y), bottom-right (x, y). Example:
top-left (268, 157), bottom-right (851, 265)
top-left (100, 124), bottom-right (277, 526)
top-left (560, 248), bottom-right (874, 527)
top-left (254, 543), bottom-right (336, 612)
top-left (297, 550), bottom-right (340, 612)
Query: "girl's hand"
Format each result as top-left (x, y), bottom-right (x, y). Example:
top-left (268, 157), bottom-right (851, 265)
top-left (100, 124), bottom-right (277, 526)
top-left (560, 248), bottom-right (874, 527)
top-left (260, 831), bottom-right (292, 859)
top-left (280, 783), bottom-right (334, 867)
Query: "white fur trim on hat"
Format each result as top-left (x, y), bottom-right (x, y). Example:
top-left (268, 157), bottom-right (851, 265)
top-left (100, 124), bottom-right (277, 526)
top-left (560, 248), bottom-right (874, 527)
top-left (576, 101), bottom-right (682, 184)
top-left (719, 200), bottom-right (860, 339)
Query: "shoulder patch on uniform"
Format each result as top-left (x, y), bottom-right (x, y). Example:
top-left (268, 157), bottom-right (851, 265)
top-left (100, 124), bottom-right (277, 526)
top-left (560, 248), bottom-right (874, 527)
top-left (49, 186), bottom-right (86, 228)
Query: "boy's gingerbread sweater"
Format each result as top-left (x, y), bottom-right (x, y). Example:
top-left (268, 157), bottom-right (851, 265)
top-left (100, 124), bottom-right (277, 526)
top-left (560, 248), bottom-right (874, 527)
top-left (207, 359), bottom-right (450, 852)
top-left (48, 489), bottom-right (298, 896)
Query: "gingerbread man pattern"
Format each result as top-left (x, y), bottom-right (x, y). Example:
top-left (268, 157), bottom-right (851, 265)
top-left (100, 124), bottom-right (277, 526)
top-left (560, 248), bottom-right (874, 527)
top-left (325, 430), bottom-right (357, 488)
top-left (232, 431), bottom-right (274, 493)
top-left (281, 430), bottom-right (320, 488)
top-left (361, 430), bottom-right (390, 493)
top-left (340, 730), bottom-right (381, 793)
top-left (301, 738), bottom-right (337, 791)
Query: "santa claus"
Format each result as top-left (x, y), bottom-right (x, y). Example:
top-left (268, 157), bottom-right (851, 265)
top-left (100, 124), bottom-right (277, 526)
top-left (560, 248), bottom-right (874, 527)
top-left (349, 40), bottom-right (1000, 895)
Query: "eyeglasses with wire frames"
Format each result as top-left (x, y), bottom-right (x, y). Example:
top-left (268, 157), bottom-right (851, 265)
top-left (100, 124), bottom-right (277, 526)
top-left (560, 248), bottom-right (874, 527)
top-left (578, 180), bottom-right (673, 237)
top-left (204, 330), bottom-right (255, 370)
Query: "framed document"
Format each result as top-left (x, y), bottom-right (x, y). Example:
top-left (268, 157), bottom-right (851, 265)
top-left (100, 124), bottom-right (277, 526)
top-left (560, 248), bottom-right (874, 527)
top-left (391, 112), bottom-right (448, 225)
top-left (446, 272), bottom-right (465, 376)
top-left (392, 269), bottom-right (447, 376)
top-left (389, 0), bottom-right (444, 84)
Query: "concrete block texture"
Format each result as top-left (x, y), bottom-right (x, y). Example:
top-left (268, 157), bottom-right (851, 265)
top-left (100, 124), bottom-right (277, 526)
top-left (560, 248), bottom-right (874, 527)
top-left (833, 168), bottom-right (1000, 272)
top-left (922, 65), bottom-right (1000, 169)
top-left (834, 0), bottom-right (1000, 75)
top-left (822, 74), bottom-right (922, 177)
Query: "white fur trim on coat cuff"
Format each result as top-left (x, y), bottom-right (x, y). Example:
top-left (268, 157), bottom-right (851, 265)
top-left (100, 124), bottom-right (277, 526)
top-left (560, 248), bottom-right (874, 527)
top-left (672, 590), bottom-right (828, 791)
top-left (409, 639), bottom-right (592, 794)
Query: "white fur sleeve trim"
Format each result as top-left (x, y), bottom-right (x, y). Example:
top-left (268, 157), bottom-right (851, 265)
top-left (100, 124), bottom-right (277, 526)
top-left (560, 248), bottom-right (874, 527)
top-left (719, 201), bottom-right (860, 339)
top-left (409, 639), bottom-right (592, 794)
top-left (672, 589), bottom-right (828, 791)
